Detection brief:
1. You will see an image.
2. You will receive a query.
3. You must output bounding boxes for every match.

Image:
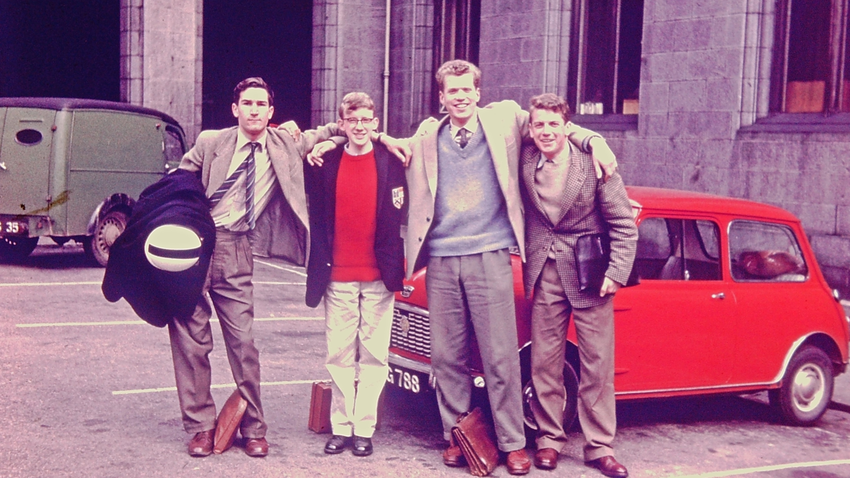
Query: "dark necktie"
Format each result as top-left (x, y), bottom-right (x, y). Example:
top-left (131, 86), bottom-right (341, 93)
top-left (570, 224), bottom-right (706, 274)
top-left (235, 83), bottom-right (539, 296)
top-left (456, 128), bottom-right (471, 149)
top-left (209, 142), bottom-right (259, 229)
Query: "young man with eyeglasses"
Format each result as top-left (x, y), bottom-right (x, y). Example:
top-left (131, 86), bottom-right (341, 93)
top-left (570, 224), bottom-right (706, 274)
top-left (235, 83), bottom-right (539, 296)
top-left (303, 92), bottom-right (407, 457)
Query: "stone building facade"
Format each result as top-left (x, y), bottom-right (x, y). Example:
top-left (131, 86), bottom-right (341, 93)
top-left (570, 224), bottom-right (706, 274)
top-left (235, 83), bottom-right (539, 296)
top-left (125, 0), bottom-right (850, 295)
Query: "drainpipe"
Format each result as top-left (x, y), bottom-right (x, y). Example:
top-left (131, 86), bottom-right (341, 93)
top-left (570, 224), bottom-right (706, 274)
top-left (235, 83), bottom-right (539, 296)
top-left (383, 0), bottom-right (391, 130)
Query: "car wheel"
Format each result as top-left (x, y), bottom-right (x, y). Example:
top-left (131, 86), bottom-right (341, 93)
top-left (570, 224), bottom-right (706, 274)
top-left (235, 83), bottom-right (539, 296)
top-left (522, 359), bottom-right (579, 435)
top-left (84, 209), bottom-right (128, 267)
top-left (770, 345), bottom-right (833, 426)
top-left (0, 235), bottom-right (39, 261)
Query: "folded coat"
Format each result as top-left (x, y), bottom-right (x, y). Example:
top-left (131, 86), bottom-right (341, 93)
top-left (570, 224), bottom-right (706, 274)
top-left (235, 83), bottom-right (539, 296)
top-left (102, 169), bottom-right (216, 327)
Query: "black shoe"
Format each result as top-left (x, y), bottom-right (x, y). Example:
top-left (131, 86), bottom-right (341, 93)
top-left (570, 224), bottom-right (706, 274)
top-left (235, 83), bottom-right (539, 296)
top-left (352, 436), bottom-right (373, 457)
top-left (324, 435), bottom-right (351, 454)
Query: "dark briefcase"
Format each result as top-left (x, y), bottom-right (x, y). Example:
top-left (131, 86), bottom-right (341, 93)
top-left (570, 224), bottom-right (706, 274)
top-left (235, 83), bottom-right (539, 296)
top-left (450, 407), bottom-right (499, 476)
top-left (308, 381), bottom-right (332, 433)
top-left (576, 233), bottom-right (640, 293)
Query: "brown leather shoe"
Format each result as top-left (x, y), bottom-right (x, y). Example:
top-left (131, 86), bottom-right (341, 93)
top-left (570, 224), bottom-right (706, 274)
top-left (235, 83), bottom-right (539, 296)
top-left (244, 437), bottom-right (269, 457)
top-left (188, 429), bottom-right (214, 457)
top-left (534, 448), bottom-right (559, 470)
top-left (586, 455), bottom-right (628, 478)
top-left (505, 449), bottom-right (531, 475)
top-left (443, 443), bottom-right (466, 467)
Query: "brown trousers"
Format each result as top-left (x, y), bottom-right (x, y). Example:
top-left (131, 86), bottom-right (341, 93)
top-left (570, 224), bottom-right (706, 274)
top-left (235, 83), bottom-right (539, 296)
top-left (530, 259), bottom-right (616, 461)
top-left (167, 230), bottom-right (266, 438)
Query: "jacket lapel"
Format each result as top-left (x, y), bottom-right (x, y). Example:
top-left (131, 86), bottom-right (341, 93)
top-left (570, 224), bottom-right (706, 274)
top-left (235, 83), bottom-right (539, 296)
top-left (522, 148), bottom-right (552, 226)
top-left (552, 146), bottom-right (588, 225)
top-left (423, 117), bottom-right (447, 201)
top-left (207, 128), bottom-right (238, 196)
top-left (375, 146), bottom-right (389, 218)
top-left (478, 109), bottom-right (511, 195)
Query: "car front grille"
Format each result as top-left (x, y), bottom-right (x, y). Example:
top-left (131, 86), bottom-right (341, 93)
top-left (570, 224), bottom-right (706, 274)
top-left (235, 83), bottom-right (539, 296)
top-left (391, 303), bottom-right (431, 358)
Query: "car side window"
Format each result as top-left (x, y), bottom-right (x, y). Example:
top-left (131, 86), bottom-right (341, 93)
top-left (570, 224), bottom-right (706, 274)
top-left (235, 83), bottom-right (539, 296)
top-left (635, 217), bottom-right (721, 281)
top-left (729, 220), bottom-right (808, 282)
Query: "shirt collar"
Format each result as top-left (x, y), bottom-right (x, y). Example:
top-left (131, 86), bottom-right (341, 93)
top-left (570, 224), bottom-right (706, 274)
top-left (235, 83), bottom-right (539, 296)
top-left (536, 142), bottom-right (574, 169)
top-left (235, 129), bottom-right (267, 153)
top-left (449, 112), bottom-right (480, 137)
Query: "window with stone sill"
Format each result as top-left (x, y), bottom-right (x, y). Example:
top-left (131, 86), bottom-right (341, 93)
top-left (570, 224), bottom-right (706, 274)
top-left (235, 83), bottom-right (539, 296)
top-left (431, 0), bottom-right (481, 116)
top-left (567, 0), bottom-right (643, 116)
top-left (771, 0), bottom-right (850, 114)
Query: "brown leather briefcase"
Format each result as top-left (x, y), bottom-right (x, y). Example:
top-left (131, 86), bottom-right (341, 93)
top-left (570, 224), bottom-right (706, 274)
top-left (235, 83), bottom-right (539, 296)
top-left (214, 389), bottom-right (248, 454)
top-left (308, 380), bottom-right (332, 433)
top-left (450, 407), bottom-right (499, 476)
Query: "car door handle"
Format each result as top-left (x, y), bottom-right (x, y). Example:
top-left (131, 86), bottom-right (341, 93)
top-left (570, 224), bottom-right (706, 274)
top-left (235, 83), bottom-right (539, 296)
top-left (711, 292), bottom-right (725, 300)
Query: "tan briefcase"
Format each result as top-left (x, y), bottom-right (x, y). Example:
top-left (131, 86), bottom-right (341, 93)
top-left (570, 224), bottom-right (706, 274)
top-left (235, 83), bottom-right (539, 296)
top-left (308, 380), bottom-right (332, 433)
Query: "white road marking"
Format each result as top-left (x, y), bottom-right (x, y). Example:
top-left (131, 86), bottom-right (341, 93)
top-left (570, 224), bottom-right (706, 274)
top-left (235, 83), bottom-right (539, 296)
top-left (113, 379), bottom-right (319, 395)
top-left (16, 316), bottom-right (322, 328)
top-left (254, 258), bottom-right (307, 277)
top-left (0, 280), bottom-right (303, 287)
top-left (0, 281), bottom-right (101, 287)
top-left (671, 459), bottom-right (850, 477)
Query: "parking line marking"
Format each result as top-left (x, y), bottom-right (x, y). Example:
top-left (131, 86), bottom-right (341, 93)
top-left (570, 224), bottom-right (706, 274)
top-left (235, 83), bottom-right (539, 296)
top-left (0, 281), bottom-right (101, 287)
top-left (0, 280), bottom-right (303, 287)
top-left (671, 459), bottom-right (850, 477)
top-left (254, 258), bottom-right (307, 277)
top-left (112, 379), bottom-right (318, 395)
top-left (16, 316), bottom-right (323, 328)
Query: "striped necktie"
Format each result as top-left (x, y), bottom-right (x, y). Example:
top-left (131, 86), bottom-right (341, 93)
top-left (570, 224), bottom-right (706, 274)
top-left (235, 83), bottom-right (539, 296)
top-left (209, 142), bottom-right (259, 229)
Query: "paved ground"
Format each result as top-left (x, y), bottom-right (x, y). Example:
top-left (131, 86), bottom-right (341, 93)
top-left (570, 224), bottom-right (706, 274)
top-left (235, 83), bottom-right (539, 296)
top-left (0, 242), bottom-right (849, 477)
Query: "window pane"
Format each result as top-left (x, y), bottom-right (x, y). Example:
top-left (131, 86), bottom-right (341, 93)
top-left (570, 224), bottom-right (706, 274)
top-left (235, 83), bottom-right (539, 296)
top-left (785, 0), bottom-right (831, 112)
top-left (634, 217), bottom-right (671, 280)
top-left (569, 0), bottom-right (643, 115)
top-left (729, 221), bottom-right (808, 282)
top-left (617, 0), bottom-right (643, 115)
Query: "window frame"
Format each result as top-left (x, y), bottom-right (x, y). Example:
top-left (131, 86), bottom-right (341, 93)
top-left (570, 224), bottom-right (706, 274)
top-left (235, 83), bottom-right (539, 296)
top-left (567, 0), bottom-right (643, 117)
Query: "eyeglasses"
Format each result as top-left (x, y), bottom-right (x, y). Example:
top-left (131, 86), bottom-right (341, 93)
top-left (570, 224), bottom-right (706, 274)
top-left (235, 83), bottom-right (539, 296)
top-left (343, 117), bottom-right (377, 127)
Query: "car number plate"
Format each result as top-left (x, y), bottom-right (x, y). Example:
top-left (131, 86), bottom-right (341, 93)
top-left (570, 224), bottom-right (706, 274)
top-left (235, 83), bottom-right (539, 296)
top-left (386, 365), bottom-right (425, 394)
top-left (0, 218), bottom-right (28, 236)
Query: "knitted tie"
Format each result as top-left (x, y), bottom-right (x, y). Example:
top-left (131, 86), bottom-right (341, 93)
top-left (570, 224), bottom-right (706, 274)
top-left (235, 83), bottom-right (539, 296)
top-left (209, 142), bottom-right (259, 229)
top-left (456, 128), bottom-right (471, 149)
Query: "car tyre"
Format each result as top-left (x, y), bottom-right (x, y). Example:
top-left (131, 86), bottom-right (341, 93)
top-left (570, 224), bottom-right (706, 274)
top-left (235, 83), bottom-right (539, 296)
top-left (84, 209), bottom-right (128, 267)
top-left (0, 235), bottom-right (39, 261)
top-left (770, 345), bottom-right (833, 426)
top-left (522, 359), bottom-right (579, 436)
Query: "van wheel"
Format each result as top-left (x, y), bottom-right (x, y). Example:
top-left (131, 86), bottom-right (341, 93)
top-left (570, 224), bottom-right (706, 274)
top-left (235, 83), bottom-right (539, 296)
top-left (0, 236), bottom-right (39, 261)
top-left (84, 209), bottom-right (128, 267)
top-left (522, 359), bottom-right (579, 436)
top-left (769, 345), bottom-right (833, 425)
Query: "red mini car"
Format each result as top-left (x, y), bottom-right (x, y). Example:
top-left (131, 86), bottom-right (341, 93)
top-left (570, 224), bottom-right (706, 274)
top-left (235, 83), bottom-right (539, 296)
top-left (387, 186), bottom-right (850, 427)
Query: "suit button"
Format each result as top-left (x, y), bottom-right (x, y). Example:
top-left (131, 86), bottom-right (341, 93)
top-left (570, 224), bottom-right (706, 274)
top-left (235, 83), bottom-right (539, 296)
top-left (418, 237), bottom-right (423, 242)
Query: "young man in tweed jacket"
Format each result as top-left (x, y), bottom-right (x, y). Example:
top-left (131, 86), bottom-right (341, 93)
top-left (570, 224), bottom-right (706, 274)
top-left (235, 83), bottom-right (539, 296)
top-left (520, 93), bottom-right (637, 478)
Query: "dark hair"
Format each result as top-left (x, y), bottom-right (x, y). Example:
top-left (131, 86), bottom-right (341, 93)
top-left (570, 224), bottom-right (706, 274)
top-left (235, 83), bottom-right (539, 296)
top-left (338, 92), bottom-right (375, 118)
top-left (529, 93), bottom-right (571, 122)
top-left (435, 60), bottom-right (482, 92)
top-left (233, 77), bottom-right (274, 107)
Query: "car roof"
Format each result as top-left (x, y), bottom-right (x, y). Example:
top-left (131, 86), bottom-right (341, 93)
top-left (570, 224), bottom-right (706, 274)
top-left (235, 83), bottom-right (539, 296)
top-left (626, 186), bottom-right (799, 223)
top-left (0, 97), bottom-right (182, 127)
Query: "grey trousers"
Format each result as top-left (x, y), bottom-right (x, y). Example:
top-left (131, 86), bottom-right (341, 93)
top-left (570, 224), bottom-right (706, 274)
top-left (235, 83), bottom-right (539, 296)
top-left (530, 258), bottom-right (616, 461)
top-left (167, 230), bottom-right (266, 438)
top-left (426, 249), bottom-right (525, 452)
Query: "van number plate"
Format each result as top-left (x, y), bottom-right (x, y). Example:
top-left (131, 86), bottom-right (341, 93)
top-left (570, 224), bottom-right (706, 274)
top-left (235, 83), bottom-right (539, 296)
top-left (0, 219), bottom-right (28, 236)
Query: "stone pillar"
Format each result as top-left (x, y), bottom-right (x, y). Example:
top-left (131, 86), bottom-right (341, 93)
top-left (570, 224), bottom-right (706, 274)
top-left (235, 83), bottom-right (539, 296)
top-left (312, 0), bottom-right (387, 127)
top-left (120, 0), bottom-right (203, 144)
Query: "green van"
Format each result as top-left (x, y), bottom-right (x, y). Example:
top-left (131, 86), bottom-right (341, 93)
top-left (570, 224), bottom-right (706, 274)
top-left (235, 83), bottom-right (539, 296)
top-left (0, 98), bottom-right (187, 265)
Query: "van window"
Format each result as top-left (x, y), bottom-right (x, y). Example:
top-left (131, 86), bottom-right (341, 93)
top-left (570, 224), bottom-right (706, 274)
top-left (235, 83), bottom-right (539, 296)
top-left (729, 221), bottom-right (807, 282)
top-left (164, 125), bottom-right (185, 171)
